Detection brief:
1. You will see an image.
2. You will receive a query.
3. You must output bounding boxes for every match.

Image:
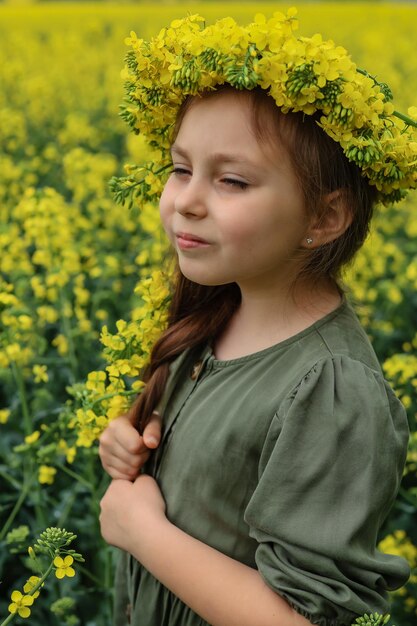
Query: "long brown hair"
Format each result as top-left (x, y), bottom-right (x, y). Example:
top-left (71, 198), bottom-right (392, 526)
top-left (131, 87), bottom-right (377, 433)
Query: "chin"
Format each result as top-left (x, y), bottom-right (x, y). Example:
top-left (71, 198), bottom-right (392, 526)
top-left (182, 274), bottom-right (227, 287)
top-left (179, 266), bottom-right (230, 287)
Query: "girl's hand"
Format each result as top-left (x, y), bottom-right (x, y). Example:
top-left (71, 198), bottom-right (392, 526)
top-left (98, 411), bottom-right (162, 480)
top-left (99, 474), bottom-right (166, 552)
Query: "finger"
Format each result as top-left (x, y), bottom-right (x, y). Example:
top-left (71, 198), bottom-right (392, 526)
top-left (102, 416), bottom-right (143, 456)
top-left (142, 411), bottom-right (162, 449)
top-left (99, 437), bottom-right (149, 472)
top-left (104, 463), bottom-right (142, 481)
top-left (104, 467), bottom-right (137, 481)
top-left (115, 418), bottom-right (143, 455)
top-left (103, 448), bottom-right (151, 479)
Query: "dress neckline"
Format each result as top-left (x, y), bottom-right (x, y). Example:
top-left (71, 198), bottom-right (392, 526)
top-left (206, 298), bottom-right (349, 367)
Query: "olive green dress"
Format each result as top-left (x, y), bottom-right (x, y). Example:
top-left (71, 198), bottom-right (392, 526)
top-left (113, 301), bottom-right (410, 626)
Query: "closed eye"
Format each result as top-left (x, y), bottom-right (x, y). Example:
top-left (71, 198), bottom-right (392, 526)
top-left (172, 167), bottom-right (191, 177)
top-left (221, 178), bottom-right (249, 190)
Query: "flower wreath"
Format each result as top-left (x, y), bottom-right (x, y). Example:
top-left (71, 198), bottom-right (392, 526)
top-left (110, 7), bottom-right (417, 209)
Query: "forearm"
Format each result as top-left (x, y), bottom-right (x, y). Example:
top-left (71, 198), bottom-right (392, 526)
top-left (130, 516), bottom-right (312, 626)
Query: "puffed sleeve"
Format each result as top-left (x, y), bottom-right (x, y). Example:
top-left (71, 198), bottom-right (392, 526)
top-left (244, 356), bottom-right (410, 626)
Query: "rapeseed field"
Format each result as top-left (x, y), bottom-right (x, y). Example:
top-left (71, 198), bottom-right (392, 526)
top-left (0, 3), bottom-right (416, 625)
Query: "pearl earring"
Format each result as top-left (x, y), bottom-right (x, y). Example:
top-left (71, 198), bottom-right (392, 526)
top-left (306, 237), bottom-right (313, 244)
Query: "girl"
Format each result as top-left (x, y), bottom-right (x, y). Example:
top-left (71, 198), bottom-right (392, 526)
top-left (99, 12), bottom-right (414, 626)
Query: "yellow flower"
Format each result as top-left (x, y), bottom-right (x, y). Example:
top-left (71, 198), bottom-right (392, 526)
top-left (379, 530), bottom-right (417, 568)
top-left (52, 334), bottom-right (69, 356)
top-left (37, 305), bottom-right (59, 324)
top-left (53, 555), bottom-right (76, 579)
top-left (38, 465), bottom-right (57, 485)
top-left (65, 446), bottom-right (76, 464)
top-left (132, 379), bottom-right (145, 392)
top-left (106, 394), bottom-right (130, 420)
top-left (6, 343), bottom-right (22, 361)
top-left (106, 359), bottom-right (132, 378)
top-left (387, 285), bottom-right (403, 304)
top-left (23, 576), bottom-right (42, 599)
top-left (95, 308), bottom-right (108, 321)
top-left (18, 314), bottom-right (32, 330)
top-left (401, 395), bottom-right (412, 409)
top-left (57, 439), bottom-right (76, 463)
top-left (33, 364), bottom-right (49, 383)
top-left (8, 590), bottom-right (34, 618)
top-left (25, 430), bottom-right (40, 444)
top-left (75, 429), bottom-right (96, 448)
top-left (86, 370), bottom-right (107, 392)
top-left (0, 409), bottom-right (10, 424)
top-left (74, 285), bottom-right (90, 305)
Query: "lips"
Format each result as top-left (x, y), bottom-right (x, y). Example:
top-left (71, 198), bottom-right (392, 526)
top-left (175, 231), bottom-right (211, 250)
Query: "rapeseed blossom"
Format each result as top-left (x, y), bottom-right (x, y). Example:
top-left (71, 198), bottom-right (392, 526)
top-left (379, 531), bottom-right (417, 569)
top-left (57, 439), bottom-right (76, 463)
top-left (8, 591), bottom-right (34, 619)
top-left (33, 364), bottom-right (48, 383)
top-left (23, 576), bottom-right (42, 599)
top-left (24, 430), bottom-right (40, 445)
top-left (38, 465), bottom-right (57, 485)
top-left (53, 555), bottom-right (76, 579)
top-left (0, 409), bottom-right (10, 424)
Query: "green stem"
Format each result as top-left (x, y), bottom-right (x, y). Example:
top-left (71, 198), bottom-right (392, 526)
top-left (86, 454), bottom-right (101, 516)
top-left (0, 468), bottom-right (22, 491)
top-left (392, 109), bottom-right (417, 128)
top-left (84, 455), bottom-right (107, 586)
top-left (0, 610), bottom-right (16, 626)
top-left (10, 362), bottom-right (32, 437)
top-left (59, 294), bottom-right (78, 383)
top-left (74, 562), bottom-right (105, 587)
top-left (0, 476), bottom-right (33, 542)
top-left (0, 460), bottom-right (47, 540)
top-left (54, 462), bottom-right (94, 490)
top-left (29, 560), bottom-right (55, 595)
top-left (103, 546), bottom-right (115, 619)
top-left (6, 364), bottom-right (47, 530)
top-left (55, 490), bottom-right (77, 528)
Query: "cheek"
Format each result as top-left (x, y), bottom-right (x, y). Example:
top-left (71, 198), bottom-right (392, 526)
top-left (159, 185), bottom-right (174, 232)
top-left (219, 213), bottom-right (265, 248)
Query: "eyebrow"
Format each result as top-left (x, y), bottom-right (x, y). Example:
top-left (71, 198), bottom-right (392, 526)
top-left (170, 144), bottom-right (258, 168)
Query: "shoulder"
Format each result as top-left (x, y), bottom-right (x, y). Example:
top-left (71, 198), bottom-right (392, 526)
top-left (295, 299), bottom-right (381, 370)
top-left (286, 352), bottom-right (391, 410)
top-left (312, 299), bottom-right (381, 368)
top-left (278, 299), bottom-right (397, 409)
top-left (280, 350), bottom-right (408, 435)
top-left (258, 351), bottom-right (409, 477)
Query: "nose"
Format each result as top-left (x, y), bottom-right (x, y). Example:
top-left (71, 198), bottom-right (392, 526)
top-left (174, 177), bottom-right (208, 219)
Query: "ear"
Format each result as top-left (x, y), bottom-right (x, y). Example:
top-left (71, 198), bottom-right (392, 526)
top-left (304, 190), bottom-right (353, 248)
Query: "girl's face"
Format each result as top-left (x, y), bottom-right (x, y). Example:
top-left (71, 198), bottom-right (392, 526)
top-left (159, 90), bottom-right (311, 292)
